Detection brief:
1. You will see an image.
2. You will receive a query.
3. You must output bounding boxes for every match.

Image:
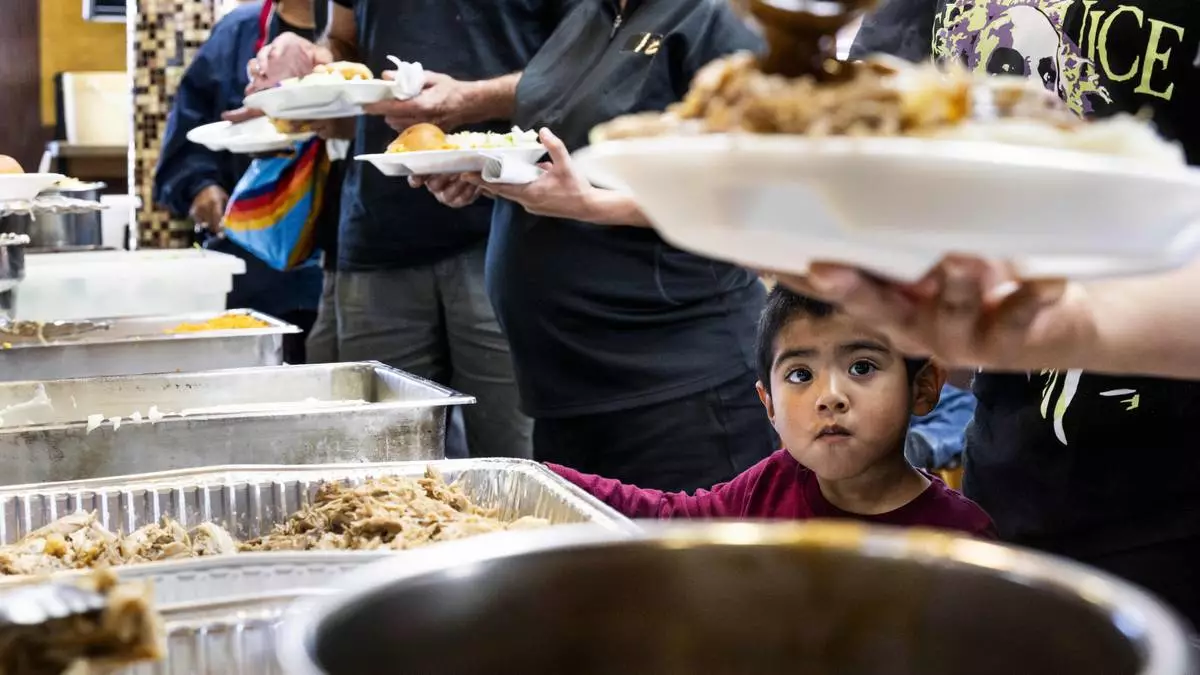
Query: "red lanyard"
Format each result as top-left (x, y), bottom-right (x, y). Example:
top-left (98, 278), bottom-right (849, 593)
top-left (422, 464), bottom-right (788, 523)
top-left (254, 0), bottom-right (276, 52)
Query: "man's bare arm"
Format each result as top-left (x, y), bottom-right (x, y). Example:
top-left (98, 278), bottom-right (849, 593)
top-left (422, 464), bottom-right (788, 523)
top-left (458, 72), bottom-right (522, 126)
top-left (320, 1), bottom-right (358, 62)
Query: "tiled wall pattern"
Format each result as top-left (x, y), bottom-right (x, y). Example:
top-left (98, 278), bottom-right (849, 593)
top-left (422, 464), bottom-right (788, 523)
top-left (132, 0), bottom-right (216, 248)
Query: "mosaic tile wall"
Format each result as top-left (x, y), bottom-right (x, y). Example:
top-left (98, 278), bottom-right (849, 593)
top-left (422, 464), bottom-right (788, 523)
top-left (132, 0), bottom-right (216, 248)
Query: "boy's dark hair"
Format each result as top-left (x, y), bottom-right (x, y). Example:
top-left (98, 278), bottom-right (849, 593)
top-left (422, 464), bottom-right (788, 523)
top-left (755, 285), bottom-right (929, 392)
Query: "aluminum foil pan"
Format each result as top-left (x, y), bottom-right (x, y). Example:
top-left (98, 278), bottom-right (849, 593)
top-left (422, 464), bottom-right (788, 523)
top-left (115, 591), bottom-right (325, 675)
top-left (0, 459), bottom-right (638, 604)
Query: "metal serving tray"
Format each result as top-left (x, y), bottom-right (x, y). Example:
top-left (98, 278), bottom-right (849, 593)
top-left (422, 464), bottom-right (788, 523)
top-left (116, 591), bottom-right (323, 675)
top-left (0, 459), bottom-right (637, 604)
top-left (0, 362), bottom-right (474, 485)
top-left (0, 309), bottom-right (298, 382)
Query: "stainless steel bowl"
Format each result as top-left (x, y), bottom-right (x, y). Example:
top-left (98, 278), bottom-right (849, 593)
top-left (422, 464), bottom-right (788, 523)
top-left (6, 181), bottom-right (107, 249)
top-left (279, 523), bottom-right (1196, 675)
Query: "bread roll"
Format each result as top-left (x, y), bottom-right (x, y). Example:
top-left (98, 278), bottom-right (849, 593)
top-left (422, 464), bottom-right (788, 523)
top-left (387, 123), bottom-right (452, 153)
top-left (312, 61), bottom-right (374, 81)
top-left (0, 155), bottom-right (23, 174)
top-left (271, 119), bottom-right (315, 134)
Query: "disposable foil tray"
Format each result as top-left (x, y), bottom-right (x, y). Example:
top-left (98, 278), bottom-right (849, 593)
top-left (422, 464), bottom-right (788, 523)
top-left (116, 591), bottom-right (321, 675)
top-left (0, 459), bottom-right (637, 604)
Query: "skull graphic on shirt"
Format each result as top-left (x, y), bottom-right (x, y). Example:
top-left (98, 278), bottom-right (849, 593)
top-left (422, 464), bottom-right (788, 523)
top-left (934, 0), bottom-right (1112, 115)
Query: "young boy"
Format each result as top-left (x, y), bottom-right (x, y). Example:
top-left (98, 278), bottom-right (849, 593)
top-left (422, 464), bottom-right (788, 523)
top-left (550, 286), bottom-right (996, 538)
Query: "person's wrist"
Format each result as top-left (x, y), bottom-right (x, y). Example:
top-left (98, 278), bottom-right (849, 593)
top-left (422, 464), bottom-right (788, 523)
top-left (579, 187), bottom-right (612, 224)
top-left (1060, 282), bottom-right (1109, 371)
top-left (456, 79), bottom-right (491, 126)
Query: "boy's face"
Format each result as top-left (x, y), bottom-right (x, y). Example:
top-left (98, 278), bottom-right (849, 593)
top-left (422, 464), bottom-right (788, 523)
top-left (756, 313), bottom-right (942, 481)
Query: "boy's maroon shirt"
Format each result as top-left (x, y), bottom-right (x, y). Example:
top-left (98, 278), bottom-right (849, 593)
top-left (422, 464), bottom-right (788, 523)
top-left (550, 449), bottom-right (996, 538)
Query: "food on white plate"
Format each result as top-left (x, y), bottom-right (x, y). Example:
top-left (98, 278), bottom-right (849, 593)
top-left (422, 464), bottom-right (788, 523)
top-left (270, 118), bottom-right (316, 135)
top-left (590, 52), bottom-right (1184, 165)
top-left (386, 123), bottom-right (540, 154)
top-left (279, 61), bottom-right (375, 87)
top-left (387, 123), bottom-right (452, 153)
top-left (0, 155), bottom-right (23, 175)
top-left (313, 61), bottom-right (374, 80)
top-left (0, 570), bottom-right (164, 675)
top-left (0, 468), bottom-right (549, 575)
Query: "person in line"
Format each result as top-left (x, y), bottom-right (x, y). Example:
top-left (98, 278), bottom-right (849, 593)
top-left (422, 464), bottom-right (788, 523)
top-left (549, 286), bottom-right (995, 538)
top-left (237, 2), bottom-right (346, 364)
top-left (251, 0), bottom-right (585, 458)
top-left (154, 0), bottom-right (323, 364)
top-left (784, 0), bottom-right (1200, 627)
top-left (416, 0), bottom-right (778, 492)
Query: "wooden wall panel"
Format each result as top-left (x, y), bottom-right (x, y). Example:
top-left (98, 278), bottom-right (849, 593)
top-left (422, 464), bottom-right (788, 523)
top-left (0, 0), bottom-right (44, 172)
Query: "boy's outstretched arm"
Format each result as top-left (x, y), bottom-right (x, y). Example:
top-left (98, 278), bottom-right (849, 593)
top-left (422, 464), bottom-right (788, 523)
top-left (548, 464), bottom-right (756, 519)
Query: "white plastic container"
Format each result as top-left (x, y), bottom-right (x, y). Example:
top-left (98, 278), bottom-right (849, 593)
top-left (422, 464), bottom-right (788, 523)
top-left (61, 72), bottom-right (131, 146)
top-left (99, 194), bottom-right (140, 249)
top-left (13, 249), bottom-right (245, 321)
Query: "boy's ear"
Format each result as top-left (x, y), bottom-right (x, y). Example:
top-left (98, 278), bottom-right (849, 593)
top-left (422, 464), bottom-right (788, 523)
top-left (911, 360), bottom-right (947, 416)
top-left (756, 380), bottom-right (776, 424)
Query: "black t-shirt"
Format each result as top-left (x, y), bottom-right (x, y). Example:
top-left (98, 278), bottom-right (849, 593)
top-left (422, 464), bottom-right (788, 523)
top-left (331, 0), bottom-right (570, 271)
top-left (853, 0), bottom-right (1200, 556)
top-left (487, 0), bottom-right (767, 418)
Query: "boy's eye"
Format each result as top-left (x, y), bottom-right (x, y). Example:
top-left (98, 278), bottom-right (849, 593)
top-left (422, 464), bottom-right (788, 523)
top-left (849, 360), bottom-right (877, 377)
top-left (785, 368), bottom-right (813, 384)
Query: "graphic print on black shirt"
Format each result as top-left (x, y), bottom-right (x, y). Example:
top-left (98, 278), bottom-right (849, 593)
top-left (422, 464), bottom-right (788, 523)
top-left (898, 0), bottom-right (1200, 554)
top-left (930, 0), bottom-right (1200, 159)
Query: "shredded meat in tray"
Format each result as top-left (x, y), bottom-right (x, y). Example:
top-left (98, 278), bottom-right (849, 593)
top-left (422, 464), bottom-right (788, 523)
top-left (0, 570), bottom-right (163, 675)
top-left (0, 468), bottom-right (549, 576)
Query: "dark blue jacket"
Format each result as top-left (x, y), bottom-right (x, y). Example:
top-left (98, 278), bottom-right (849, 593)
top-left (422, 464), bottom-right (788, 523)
top-left (153, 2), bottom-right (321, 317)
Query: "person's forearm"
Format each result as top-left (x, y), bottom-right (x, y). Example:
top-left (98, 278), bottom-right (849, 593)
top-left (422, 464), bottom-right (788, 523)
top-left (581, 189), bottom-right (652, 228)
top-left (318, 34), bottom-right (356, 62)
top-left (459, 72), bottom-right (521, 125)
top-left (1084, 259), bottom-right (1200, 379)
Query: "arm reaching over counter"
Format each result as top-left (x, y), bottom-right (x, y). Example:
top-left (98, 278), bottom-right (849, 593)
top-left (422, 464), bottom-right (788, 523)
top-left (776, 256), bottom-right (1200, 380)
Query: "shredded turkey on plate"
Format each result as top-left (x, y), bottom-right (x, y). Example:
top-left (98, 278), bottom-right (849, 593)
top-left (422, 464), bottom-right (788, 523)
top-left (0, 570), bottom-right (163, 675)
top-left (243, 467), bottom-right (549, 551)
top-left (590, 52), bottom-right (1181, 163)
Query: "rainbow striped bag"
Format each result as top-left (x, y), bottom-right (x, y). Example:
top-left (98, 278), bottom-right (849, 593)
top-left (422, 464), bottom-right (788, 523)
top-left (222, 137), bottom-right (330, 271)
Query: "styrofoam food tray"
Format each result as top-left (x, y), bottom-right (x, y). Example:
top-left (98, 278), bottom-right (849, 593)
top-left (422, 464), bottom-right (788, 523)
top-left (0, 174), bottom-right (65, 202)
top-left (357, 145), bottom-right (546, 177)
top-left (574, 134), bottom-right (1200, 281)
top-left (13, 249), bottom-right (245, 321)
top-left (243, 69), bottom-right (421, 121)
top-left (187, 117), bottom-right (314, 154)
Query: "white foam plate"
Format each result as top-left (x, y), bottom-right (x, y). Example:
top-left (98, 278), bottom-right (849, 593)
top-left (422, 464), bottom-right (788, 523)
top-left (573, 135), bottom-right (1200, 281)
top-left (357, 146), bottom-right (547, 177)
top-left (244, 79), bottom-right (416, 120)
top-left (187, 117), bottom-right (314, 154)
top-left (0, 174), bottom-right (65, 203)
